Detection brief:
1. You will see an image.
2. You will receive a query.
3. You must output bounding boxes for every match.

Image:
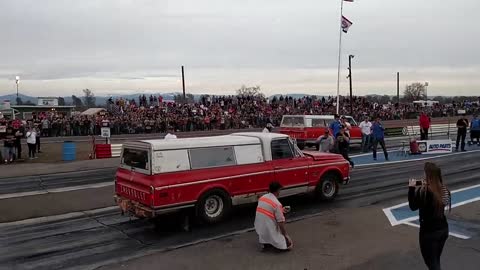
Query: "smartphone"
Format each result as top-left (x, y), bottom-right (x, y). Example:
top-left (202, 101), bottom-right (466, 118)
top-left (415, 180), bottom-right (423, 186)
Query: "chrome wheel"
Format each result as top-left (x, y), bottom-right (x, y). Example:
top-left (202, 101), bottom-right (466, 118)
top-left (322, 181), bottom-right (335, 198)
top-left (204, 195), bottom-right (224, 218)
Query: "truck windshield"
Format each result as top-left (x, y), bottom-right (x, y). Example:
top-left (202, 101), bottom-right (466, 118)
top-left (281, 116), bottom-right (304, 127)
top-left (121, 148), bottom-right (149, 171)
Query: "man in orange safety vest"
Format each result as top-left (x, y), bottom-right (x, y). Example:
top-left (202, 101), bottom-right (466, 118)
top-left (254, 181), bottom-right (293, 251)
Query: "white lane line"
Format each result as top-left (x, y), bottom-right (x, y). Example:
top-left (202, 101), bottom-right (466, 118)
top-left (355, 149), bottom-right (480, 168)
top-left (0, 212), bottom-right (86, 228)
top-left (0, 205), bottom-right (119, 227)
top-left (403, 221), bottom-right (470, 240)
top-left (383, 184), bottom-right (480, 226)
top-left (0, 182), bottom-right (114, 200)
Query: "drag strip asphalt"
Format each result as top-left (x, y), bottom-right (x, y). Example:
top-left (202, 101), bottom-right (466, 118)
top-left (1, 151), bottom-right (479, 270)
top-left (0, 168), bottom-right (116, 196)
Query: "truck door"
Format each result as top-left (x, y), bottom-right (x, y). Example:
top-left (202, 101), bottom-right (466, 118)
top-left (270, 138), bottom-right (309, 197)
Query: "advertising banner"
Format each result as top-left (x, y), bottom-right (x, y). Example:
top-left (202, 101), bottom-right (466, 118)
top-left (417, 140), bottom-right (453, 154)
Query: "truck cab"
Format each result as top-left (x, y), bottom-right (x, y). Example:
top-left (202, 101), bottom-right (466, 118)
top-left (114, 132), bottom-right (350, 224)
top-left (279, 115), bottom-right (362, 149)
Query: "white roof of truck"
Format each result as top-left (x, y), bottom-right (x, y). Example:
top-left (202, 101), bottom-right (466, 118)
top-left (139, 134), bottom-right (262, 151)
top-left (282, 115), bottom-right (353, 120)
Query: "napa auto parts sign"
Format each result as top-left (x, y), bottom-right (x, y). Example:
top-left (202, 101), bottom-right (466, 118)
top-left (417, 140), bottom-right (453, 154)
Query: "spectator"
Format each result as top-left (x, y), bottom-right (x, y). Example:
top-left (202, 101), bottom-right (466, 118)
top-left (3, 126), bottom-right (15, 164)
top-left (336, 126), bottom-right (354, 168)
top-left (26, 127), bottom-right (37, 159)
top-left (456, 115), bottom-right (469, 151)
top-left (341, 116), bottom-right (351, 137)
top-left (254, 181), bottom-right (293, 251)
top-left (316, 130), bottom-right (334, 153)
top-left (329, 114), bottom-right (342, 138)
top-left (359, 116), bottom-right (372, 153)
top-left (470, 114), bottom-right (480, 145)
top-left (164, 127), bottom-right (177, 140)
top-left (14, 124), bottom-right (25, 160)
top-left (35, 125), bottom-right (42, 153)
top-left (262, 123), bottom-right (273, 133)
top-left (419, 112), bottom-right (431, 140)
top-left (408, 162), bottom-right (451, 270)
top-left (371, 117), bottom-right (389, 161)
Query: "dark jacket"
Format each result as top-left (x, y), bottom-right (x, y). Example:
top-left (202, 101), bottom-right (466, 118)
top-left (408, 187), bottom-right (449, 233)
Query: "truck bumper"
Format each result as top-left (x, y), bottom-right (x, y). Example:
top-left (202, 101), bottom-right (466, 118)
top-left (114, 195), bottom-right (155, 219)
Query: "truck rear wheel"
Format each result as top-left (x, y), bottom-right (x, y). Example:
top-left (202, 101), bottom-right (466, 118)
top-left (196, 189), bottom-right (231, 224)
top-left (316, 173), bottom-right (339, 201)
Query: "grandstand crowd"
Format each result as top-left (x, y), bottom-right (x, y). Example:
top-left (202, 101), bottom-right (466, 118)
top-left (1, 94), bottom-right (479, 137)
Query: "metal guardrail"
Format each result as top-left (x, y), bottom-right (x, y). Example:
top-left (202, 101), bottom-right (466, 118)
top-left (402, 124), bottom-right (465, 138)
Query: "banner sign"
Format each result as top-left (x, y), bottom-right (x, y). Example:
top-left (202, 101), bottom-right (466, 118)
top-left (101, 127), bottom-right (111, 138)
top-left (417, 140), bottom-right (453, 154)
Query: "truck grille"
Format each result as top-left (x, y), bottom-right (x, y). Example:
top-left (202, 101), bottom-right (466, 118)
top-left (119, 185), bottom-right (147, 201)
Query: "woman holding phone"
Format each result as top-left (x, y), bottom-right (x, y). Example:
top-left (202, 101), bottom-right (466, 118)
top-left (409, 162), bottom-right (451, 270)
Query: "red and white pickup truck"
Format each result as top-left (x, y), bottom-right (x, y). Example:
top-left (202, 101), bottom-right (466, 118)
top-left (114, 132), bottom-right (350, 224)
top-left (279, 115), bottom-right (362, 149)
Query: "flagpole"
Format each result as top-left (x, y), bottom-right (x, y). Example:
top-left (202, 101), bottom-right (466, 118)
top-left (335, 0), bottom-right (345, 115)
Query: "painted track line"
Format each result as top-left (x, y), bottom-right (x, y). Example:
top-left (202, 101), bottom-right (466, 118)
top-left (0, 182), bottom-right (113, 200)
top-left (0, 206), bottom-right (119, 228)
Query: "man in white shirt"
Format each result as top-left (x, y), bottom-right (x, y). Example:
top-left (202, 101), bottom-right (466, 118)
top-left (164, 127), bottom-right (177, 140)
top-left (26, 126), bottom-right (37, 159)
top-left (359, 117), bottom-right (372, 152)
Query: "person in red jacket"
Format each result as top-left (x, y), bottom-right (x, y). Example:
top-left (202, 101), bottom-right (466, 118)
top-left (419, 112), bottom-right (431, 140)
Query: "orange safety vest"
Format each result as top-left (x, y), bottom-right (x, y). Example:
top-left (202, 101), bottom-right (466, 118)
top-left (256, 195), bottom-right (284, 222)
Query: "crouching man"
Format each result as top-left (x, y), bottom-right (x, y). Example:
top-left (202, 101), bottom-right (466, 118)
top-left (254, 181), bottom-right (293, 251)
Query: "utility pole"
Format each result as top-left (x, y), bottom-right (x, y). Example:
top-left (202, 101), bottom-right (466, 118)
top-left (181, 66), bottom-right (186, 102)
top-left (15, 76), bottom-right (20, 103)
top-left (348, 55), bottom-right (354, 115)
top-left (396, 72), bottom-right (400, 103)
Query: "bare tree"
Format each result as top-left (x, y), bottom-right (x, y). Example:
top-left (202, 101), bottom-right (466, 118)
top-left (72, 95), bottom-right (84, 108)
top-left (83, 89), bottom-right (96, 108)
top-left (404, 83), bottom-right (426, 102)
top-left (236, 85), bottom-right (264, 97)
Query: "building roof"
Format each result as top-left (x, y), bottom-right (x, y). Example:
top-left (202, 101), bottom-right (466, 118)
top-left (139, 134), bottom-right (262, 151)
top-left (80, 108), bottom-right (106, 115)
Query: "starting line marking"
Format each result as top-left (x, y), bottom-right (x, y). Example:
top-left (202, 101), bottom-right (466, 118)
top-left (383, 184), bottom-right (480, 239)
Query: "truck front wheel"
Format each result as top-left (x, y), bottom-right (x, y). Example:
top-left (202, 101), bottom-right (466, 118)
top-left (196, 189), bottom-right (231, 224)
top-left (316, 173), bottom-right (339, 201)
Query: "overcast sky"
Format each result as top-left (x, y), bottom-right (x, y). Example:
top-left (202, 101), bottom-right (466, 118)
top-left (0, 0), bottom-right (479, 97)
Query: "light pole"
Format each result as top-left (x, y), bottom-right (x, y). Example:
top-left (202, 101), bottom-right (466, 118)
top-left (347, 55), bottom-right (354, 115)
top-left (181, 66), bottom-right (186, 102)
top-left (15, 76), bottom-right (20, 103)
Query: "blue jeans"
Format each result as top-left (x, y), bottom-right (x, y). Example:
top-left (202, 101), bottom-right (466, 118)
top-left (3, 146), bottom-right (14, 161)
top-left (361, 134), bottom-right (372, 152)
